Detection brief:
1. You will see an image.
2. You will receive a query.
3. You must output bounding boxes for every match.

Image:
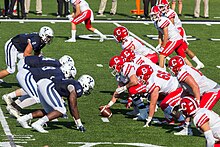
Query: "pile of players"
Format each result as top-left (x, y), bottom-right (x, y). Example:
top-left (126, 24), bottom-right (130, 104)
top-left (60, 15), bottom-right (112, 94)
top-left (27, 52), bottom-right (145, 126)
top-left (1, 26), bottom-right (95, 133)
top-left (101, 5), bottom-right (220, 145)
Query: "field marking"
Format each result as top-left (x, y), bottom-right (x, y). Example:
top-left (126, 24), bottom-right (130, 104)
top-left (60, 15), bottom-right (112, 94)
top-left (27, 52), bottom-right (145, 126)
top-left (67, 142), bottom-right (164, 147)
top-left (101, 117), bottom-right (110, 122)
top-left (0, 19), bottom-right (220, 25)
top-left (0, 106), bottom-right (16, 147)
top-left (216, 66), bottom-right (220, 68)
top-left (210, 38), bottom-right (220, 41)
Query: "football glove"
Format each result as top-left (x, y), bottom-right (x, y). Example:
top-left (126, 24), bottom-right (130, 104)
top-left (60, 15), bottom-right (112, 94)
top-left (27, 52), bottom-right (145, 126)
top-left (143, 117), bottom-right (152, 127)
top-left (78, 125), bottom-right (86, 132)
top-left (126, 98), bottom-right (133, 109)
top-left (116, 86), bottom-right (127, 94)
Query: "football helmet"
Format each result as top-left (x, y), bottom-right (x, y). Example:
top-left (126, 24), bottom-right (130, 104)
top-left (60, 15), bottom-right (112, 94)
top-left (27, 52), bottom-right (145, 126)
top-left (136, 65), bottom-right (154, 83)
top-left (120, 49), bottom-right (135, 62)
top-left (149, 6), bottom-right (161, 21)
top-left (109, 56), bottom-right (125, 76)
top-left (60, 63), bottom-right (77, 79)
top-left (113, 26), bottom-right (129, 43)
top-left (168, 56), bottom-right (185, 75)
top-left (59, 55), bottom-right (75, 66)
top-left (78, 75), bottom-right (95, 95)
top-left (157, 0), bottom-right (170, 14)
top-left (39, 26), bottom-right (54, 44)
top-left (179, 96), bottom-right (199, 117)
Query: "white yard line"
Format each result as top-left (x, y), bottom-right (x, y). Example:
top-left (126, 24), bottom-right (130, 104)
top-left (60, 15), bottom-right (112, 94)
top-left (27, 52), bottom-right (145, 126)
top-left (0, 106), bottom-right (16, 147)
top-left (0, 19), bottom-right (220, 25)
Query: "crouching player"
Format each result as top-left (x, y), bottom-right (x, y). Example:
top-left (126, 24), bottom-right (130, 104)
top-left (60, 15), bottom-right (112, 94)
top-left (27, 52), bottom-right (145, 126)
top-left (17, 75), bottom-right (95, 133)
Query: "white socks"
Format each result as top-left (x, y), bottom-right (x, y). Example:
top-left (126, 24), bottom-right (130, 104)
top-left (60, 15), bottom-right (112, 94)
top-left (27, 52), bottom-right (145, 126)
top-left (71, 30), bottom-right (76, 39)
top-left (94, 29), bottom-right (105, 38)
top-left (192, 56), bottom-right (203, 65)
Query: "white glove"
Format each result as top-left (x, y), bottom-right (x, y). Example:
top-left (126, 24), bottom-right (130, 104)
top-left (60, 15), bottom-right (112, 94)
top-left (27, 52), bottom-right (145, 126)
top-left (116, 86), bottom-right (127, 94)
top-left (143, 117), bottom-right (152, 127)
top-left (65, 0), bottom-right (70, 2)
top-left (67, 15), bottom-right (73, 21)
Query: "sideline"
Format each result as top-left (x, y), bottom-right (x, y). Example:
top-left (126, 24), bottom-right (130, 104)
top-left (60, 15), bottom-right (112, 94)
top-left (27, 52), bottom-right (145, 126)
top-left (0, 19), bottom-right (220, 25)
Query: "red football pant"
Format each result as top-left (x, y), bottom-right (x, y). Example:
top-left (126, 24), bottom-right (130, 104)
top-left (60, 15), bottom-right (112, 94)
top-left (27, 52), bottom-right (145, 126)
top-left (72, 9), bottom-right (92, 29)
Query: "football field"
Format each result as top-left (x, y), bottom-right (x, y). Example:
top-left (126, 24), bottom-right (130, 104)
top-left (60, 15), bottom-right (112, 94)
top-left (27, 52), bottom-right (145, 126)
top-left (0, 0), bottom-right (220, 147)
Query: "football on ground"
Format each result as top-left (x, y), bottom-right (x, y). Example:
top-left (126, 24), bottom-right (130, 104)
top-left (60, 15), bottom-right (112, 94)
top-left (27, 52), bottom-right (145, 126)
top-left (99, 106), bottom-right (112, 118)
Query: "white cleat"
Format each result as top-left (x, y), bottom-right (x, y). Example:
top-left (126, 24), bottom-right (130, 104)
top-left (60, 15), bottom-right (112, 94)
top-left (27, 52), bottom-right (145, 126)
top-left (99, 35), bottom-right (107, 42)
top-left (174, 127), bottom-right (193, 136)
top-left (31, 122), bottom-right (48, 133)
top-left (17, 115), bottom-right (31, 128)
top-left (65, 38), bottom-right (76, 43)
top-left (2, 94), bottom-right (13, 105)
top-left (195, 63), bottom-right (205, 70)
top-left (6, 105), bottom-right (21, 118)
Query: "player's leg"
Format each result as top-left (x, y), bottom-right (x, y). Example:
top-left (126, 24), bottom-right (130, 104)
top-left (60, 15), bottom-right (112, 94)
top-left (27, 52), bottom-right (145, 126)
top-left (178, 0), bottom-right (182, 16)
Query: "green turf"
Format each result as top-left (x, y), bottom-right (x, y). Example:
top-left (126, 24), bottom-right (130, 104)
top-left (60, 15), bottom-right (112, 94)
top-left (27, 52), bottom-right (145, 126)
top-left (0, 0), bottom-right (220, 147)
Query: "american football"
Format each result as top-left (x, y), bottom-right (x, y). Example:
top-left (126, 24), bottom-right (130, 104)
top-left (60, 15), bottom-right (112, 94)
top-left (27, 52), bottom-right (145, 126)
top-left (99, 106), bottom-right (112, 118)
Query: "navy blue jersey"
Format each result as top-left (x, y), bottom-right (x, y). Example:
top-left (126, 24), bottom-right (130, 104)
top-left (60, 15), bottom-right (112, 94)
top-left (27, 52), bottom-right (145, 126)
top-left (25, 56), bottom-right (61, 68)
top-left (29, 67), bottom-right (64, 82)
top-left (52, 78), bottom-right (83, 98)
top-left (11, 33), bottom-right (46, 53)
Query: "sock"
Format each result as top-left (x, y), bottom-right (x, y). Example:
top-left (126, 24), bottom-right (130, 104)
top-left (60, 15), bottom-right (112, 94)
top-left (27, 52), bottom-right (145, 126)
top-left (93, 29), bottom-right (104, 38)
top-left (39, 116), bottom-right (49, 124)
top-left (8, 92), bottom-right (17, 99)
top-left (27, 113), bottom-right (33, 120)
top-left (192, 56), bottom-right (203, 65)
top-left (71, 30), bottom-right (76, 39)
top-left (17, 97), bottom-right (38, 109)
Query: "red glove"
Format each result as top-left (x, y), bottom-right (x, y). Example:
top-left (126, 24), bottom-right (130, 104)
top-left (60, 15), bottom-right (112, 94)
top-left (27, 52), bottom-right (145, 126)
top-left (126, 98), bottom-right (133, 109)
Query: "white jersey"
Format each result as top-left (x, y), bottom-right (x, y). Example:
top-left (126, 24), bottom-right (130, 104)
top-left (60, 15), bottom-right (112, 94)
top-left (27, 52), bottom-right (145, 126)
top-left (146, 70), bottom-right (179, 94)
top-left (154, 16), bottom-right (182, 41)
top-left (116, 62), bottom-right (139, 84)
top-left (165, 9), bottom-right (182, 28)
top-left (165, 9), bottom-right (188, 44)
top-left (177, 65), bottom-right (218, 95)
top-left (193, 108), bottom-right (220, 140)
top-left (132, 55), bottom-right (164, 71)
top-left (121, 36), bottom-right (155, 56)
top-left (71, 0), bottom-right (90, 12)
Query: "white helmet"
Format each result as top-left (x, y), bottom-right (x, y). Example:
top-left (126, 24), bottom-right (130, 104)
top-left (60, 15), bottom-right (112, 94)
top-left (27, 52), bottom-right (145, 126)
top-left (39, 26), bottom-right (54, 44)
top-left (60, 63), bottom-right (77, 79)
top-left (78, 75), bottom-right (95, 95)
top-left (59, 55), bottom-right (75, 66)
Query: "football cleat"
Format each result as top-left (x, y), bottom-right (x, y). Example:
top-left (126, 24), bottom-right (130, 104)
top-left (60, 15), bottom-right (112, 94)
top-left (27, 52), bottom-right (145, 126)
top-left (6, 105), bottom-right (21, 118)
top-left (65, 38), bottom-right (76, 43)
top-left (31, 121), bottom-right (48, 133)
top-left (174, 127), bottom-right (193, 136)
top-left (0, 79), bottom-right (4, 83)
top-left (2, 94), bottom-right (13, 105)
top-left (195, 63), bottom-right (205, 70)
top-left (99, 35), bottom-right (107, 42)
top-left (17, 115), bottom-right (31, 128)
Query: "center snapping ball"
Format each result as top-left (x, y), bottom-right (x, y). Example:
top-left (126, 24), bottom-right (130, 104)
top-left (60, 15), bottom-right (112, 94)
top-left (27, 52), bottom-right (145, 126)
top-left (99, 106), bottom-right (112, 118)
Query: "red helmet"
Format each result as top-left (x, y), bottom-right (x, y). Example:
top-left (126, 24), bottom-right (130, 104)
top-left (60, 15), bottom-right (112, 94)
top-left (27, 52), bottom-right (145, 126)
top-left (136, 65), bottom-right (154, 83)
top-left (179, 96), bottom-right (199, 116)
top-left (150, 6), bottom-right (161, 21)
top-left (120, 49), bottom-right (135, 62)
top-left (109, 56), bottom-right (125, 76)
top-left (168, 56), bottom-right (185, 75)
top-left (113, 26), bottom-right (129, 43)
top-left (157, 0), bottom-right (170, 14)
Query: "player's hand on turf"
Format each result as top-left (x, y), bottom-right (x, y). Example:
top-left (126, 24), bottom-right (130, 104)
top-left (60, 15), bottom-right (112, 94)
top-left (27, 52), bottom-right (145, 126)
top-left (143, 117), bottom-right (152, 127)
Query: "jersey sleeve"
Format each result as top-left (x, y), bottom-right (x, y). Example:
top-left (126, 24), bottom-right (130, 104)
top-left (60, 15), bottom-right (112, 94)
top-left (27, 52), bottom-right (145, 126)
top-left (158, 18), bottom-right (170, 29)
top-left (122, 63), bottom-right (136, 78)
top-left (194, 113), bottom-right (210, 128)
top-left (177, 70), bottom-right (189, 82)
